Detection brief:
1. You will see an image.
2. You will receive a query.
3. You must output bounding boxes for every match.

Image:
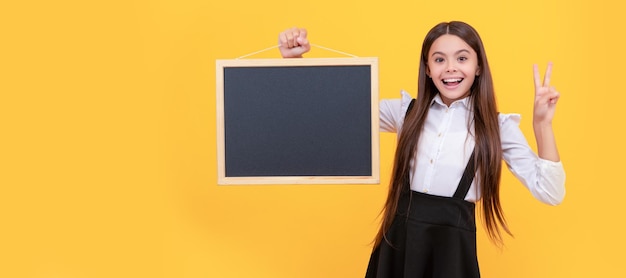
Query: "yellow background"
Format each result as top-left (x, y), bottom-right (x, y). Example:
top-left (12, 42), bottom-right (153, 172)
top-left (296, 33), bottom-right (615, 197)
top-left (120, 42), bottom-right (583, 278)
top-left (1, 0), bottom-right (624, 277)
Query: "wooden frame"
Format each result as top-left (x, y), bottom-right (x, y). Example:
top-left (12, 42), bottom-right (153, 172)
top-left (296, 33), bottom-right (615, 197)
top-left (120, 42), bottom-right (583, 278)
top-left (216, 58), bottom-right (379, 185)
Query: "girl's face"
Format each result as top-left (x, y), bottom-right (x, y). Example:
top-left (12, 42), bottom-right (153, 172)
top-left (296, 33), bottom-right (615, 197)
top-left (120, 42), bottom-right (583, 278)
top-left (426, 34), bottom-right (480, 106)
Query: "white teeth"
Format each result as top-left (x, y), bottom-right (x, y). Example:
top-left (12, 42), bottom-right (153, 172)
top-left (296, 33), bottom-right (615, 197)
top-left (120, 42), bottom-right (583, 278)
top-left (443, 78), bottom-right (462, 82)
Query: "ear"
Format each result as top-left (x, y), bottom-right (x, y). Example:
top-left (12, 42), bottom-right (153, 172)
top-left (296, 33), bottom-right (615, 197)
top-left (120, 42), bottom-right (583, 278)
top-left (475, 67), bottom-right (481, 76)
top-left (426, 66), bottom-right (431, 78)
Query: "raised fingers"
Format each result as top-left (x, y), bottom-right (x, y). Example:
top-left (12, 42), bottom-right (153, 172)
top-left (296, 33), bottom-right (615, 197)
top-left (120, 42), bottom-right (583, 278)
top-left (543, 62), bottom-right (553, 87)
top-left (533, 64), bottom-right (541, 90)
top-left (533, 62), bottom-right (554, 91)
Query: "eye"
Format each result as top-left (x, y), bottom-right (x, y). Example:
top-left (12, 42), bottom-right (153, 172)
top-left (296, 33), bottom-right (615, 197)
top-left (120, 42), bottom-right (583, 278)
top-left (458, 56), bottom-right (468, 62)
top-left (434, 57), bottom-right (444, 63)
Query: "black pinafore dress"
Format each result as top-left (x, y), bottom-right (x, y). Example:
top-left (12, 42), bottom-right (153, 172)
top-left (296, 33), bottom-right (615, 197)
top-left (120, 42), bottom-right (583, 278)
top-left (365, 100), bottom-right (480, 278)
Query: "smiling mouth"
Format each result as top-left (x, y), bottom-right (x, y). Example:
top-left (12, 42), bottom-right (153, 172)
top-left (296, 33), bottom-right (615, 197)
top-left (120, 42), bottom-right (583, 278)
top-left (442, 78), bottom-right (463, 86)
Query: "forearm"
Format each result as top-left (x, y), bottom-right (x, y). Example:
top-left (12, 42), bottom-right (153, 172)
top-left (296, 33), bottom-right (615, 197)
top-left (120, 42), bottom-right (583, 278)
top-left (533, 121), bottom-right (560, 162)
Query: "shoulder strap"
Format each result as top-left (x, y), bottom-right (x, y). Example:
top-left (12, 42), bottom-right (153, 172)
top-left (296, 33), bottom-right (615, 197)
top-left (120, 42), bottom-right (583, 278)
top-left (453, 149), bottom-right (476, 199)
top-left (406, 98), bottom-right (416, 116)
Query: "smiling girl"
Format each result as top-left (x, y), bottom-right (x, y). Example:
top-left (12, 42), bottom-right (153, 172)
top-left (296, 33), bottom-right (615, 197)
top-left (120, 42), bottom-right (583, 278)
top-left (279, 21), bottom-right (565, 278)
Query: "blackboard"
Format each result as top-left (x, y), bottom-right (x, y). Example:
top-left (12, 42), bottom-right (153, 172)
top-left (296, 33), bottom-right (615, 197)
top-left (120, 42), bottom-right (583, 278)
top-left (216, 58), bottom-right (379, 184)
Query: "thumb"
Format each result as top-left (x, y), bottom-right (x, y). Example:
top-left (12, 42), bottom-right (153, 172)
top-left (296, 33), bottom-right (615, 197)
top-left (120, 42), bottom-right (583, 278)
top-left (296, 28), bottom-right (309, 48)
top-left (297, 37), bottom-right (310, 51)
top-left (298, 28), bottom-right (308, 40)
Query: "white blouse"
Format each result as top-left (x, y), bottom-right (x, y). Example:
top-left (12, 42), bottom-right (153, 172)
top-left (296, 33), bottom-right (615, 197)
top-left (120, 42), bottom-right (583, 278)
top-left (379, 91), bottom-right (566, 205)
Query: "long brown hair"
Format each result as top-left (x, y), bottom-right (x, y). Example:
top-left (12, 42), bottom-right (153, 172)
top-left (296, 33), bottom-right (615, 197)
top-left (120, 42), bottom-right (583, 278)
top-left (374, 21), bottom-right (511, 248)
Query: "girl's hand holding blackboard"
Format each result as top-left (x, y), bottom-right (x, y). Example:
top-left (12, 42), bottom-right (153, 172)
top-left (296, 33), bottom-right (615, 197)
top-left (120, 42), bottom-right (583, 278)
top-left (278, 27), bottom-right (310, 58)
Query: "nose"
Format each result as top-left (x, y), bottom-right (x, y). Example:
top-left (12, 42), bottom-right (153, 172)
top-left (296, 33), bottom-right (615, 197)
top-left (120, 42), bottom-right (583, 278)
top-left (446, 62), bottom-right (457, 72)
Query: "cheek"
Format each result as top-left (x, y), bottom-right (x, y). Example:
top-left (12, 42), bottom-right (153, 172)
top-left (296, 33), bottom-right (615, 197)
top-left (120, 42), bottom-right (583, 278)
top-left (466, 75), bottom-right (478, 88)
top-left (427, 64), bottom-right (441, 78)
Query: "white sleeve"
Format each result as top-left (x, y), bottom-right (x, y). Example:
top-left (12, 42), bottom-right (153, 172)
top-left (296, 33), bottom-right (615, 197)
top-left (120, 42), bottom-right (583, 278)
top-left (500, 113), bottom-right (566, 205)
top-left (379, 90), bottom-right (414, 133)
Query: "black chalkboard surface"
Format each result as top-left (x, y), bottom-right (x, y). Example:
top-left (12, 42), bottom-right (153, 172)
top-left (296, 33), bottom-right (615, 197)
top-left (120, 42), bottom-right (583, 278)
top-left (216, 58), bottom-right (378, 184)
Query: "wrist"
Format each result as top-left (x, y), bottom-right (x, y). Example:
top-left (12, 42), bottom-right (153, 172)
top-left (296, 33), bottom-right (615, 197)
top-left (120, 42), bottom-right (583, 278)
top-left (533, 121), bottom-right (560, 162)
top-left (533, 119), bottom-right (553, 129)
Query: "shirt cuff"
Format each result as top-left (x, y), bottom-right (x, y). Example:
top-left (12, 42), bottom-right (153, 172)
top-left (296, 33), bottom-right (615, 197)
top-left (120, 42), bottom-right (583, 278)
top-left (536, 158), bottom-right (566, 205)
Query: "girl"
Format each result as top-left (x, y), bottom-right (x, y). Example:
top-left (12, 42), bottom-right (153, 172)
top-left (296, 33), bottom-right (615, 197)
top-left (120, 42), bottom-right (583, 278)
top-left (279, 21), bottom-right (565, 278)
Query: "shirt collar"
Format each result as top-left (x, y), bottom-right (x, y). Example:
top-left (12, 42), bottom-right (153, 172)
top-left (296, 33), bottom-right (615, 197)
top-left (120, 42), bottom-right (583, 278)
top-left (431, 94), bottom-right (471, 109)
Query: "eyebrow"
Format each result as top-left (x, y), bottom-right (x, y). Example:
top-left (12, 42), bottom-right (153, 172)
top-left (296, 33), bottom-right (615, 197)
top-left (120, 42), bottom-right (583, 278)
top-left (431, 49), bottom-right (471, 57)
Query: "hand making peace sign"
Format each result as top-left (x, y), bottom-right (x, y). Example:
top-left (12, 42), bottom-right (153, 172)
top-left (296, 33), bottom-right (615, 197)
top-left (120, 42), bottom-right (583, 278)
top-left (533, 62), bottom-right (561, 124)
